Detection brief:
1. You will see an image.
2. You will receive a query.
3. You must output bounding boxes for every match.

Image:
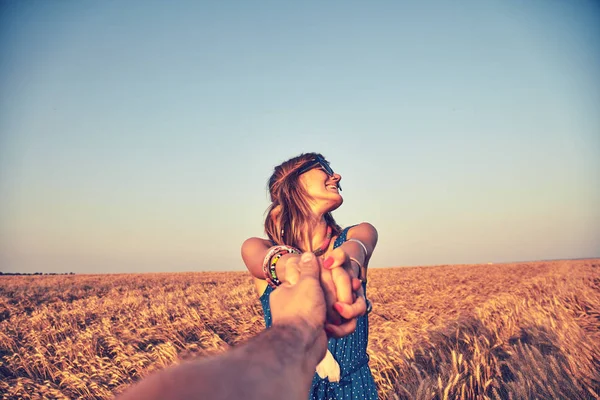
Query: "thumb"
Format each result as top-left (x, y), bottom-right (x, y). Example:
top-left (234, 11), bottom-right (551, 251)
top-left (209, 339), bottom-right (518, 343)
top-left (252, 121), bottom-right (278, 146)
top-left (298, 252), bottom-right (320, 281)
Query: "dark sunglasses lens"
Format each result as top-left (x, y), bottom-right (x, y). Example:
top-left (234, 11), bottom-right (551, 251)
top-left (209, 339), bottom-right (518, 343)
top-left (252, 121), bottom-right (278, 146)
top-left (313, 156), bottom-right (333, 175)
top-left (322, 162), bottom-right (334, 176)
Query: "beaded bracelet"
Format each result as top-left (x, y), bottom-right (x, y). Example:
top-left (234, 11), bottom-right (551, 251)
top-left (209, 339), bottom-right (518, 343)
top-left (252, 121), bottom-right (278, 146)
top-left (262, 245), bottom-right (300, 288)
top-left (269, 253), bottom-right (283, 286)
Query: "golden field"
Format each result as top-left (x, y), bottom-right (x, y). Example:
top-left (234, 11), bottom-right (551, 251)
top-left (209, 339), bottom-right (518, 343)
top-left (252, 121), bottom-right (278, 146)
top-left (1, 259), bottom-right (599, 400)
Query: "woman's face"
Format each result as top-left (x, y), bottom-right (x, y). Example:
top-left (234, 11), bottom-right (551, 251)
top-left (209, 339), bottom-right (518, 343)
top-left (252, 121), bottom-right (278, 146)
top-left (298, 165), bottom-right (343, 213)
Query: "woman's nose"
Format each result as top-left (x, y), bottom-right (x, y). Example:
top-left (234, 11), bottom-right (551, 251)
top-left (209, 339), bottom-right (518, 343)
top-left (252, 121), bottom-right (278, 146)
top-left (332, 173), bottom-right (342, 190)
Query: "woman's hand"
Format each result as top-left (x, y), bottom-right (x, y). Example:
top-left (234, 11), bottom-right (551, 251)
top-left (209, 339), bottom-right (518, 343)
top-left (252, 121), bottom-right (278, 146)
top-left (282, 251), bottom-right (366, 338)
top-left (320, 247), bottom-right (368, 337)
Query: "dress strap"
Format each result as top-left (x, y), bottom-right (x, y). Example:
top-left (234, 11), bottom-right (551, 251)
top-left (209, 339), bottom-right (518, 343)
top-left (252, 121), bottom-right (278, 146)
top-left (333, 225), bottom-right (357, 248)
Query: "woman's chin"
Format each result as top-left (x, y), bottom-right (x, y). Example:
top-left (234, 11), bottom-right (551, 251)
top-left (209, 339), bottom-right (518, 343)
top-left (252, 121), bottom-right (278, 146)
top-left (328, 196), bottom-right (343, 211)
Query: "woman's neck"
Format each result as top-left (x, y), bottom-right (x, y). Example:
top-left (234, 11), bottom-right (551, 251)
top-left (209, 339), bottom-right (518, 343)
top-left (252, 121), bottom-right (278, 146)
top-left (302, 216), bottom-right (330, 253)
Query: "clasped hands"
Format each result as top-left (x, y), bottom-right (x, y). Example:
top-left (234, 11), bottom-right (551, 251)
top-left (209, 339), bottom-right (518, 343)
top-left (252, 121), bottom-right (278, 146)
top-left (269, 249), bottom-right (367, 339)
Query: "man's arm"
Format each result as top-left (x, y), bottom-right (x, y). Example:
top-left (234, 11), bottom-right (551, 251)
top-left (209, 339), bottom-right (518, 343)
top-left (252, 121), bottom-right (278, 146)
top-left (116, 253), bottom-right (341, 400)
top-left (116, 323), bottom-right (324, 400)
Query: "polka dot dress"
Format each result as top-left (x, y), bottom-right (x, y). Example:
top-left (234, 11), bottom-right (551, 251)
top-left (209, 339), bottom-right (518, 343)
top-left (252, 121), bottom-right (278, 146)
top-left (260, 227), bottom-right (379, 400)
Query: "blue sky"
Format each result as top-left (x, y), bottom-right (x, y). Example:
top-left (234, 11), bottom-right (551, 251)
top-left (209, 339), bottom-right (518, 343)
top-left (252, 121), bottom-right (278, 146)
top-left (1, 0), bottom-right (598, 273)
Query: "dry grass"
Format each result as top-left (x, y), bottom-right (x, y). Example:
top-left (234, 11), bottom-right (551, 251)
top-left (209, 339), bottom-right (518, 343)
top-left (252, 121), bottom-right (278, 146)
top-left (1, 259), bottom-right (599, 399)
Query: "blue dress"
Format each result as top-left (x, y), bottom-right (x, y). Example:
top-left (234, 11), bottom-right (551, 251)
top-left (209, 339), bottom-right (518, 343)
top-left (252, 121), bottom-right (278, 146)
top-left (260, 227), bottom-right (379, 399)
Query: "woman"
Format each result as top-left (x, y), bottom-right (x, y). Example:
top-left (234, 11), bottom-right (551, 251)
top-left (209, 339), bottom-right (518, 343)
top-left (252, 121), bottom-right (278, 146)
top-left (241, 152), bottom-right (379, 399)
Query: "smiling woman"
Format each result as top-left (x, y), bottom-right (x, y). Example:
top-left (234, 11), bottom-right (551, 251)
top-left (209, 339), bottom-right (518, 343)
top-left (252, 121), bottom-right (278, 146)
top-left (241, 152), bottom-right (379, 400)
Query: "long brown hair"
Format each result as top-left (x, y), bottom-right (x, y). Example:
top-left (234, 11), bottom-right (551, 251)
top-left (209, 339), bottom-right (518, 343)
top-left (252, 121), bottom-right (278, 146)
top-left (265, 152), bottom-right (342, 251)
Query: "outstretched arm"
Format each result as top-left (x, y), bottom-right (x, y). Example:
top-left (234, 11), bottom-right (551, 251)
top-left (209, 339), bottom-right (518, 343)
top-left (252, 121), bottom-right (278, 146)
top-left (321, 222), bottom-right (378, 336)
top-left (116, 324), bottom-right (323, 400)
top-left (116, 253), bottom-right (331, 400)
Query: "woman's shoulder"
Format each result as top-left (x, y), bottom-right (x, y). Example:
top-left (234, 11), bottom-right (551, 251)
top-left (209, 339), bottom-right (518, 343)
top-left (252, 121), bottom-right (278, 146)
top-left (335, 223), bottom-right (373, 247)
top-left (341, 223), bottom-right (378, 250)
top-left (346, 222), bottom-right (377, 237)
top-left (241, 237), bottom-right (273, 250)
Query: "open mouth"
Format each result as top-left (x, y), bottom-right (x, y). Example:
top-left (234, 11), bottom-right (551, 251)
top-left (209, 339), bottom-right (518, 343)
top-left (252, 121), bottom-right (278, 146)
top-left (326, 184), bottom-right (339, 192)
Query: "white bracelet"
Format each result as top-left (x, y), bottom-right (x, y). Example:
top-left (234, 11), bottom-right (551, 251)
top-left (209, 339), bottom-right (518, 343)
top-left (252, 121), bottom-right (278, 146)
top-left (349, 256), bottom-right (363, 271)
top-left (349, 257), bottom-right (365, 282)
top-left (347, 238), bottom-right (368, 258)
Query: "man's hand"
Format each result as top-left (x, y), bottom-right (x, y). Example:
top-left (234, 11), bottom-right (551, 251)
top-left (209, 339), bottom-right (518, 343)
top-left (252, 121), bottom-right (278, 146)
top-left (270, 252), bottom-right (329, 361)
top-left (270, 252), bottom-right (327, 331)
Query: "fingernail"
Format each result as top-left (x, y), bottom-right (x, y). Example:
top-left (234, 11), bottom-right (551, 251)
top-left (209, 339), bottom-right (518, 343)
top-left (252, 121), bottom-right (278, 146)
top-left (323, 257), bottom-right (334, 269)
top-left (334, 303), bottom-right (344, 314)
top-left (301, 252), bottom-right (313, 262)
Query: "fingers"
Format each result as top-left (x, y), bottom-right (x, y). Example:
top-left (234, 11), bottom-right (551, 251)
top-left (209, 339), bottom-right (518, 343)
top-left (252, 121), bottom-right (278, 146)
top-left (333, 295), bottom-right (367, 320)
top-left (325, 319), bottom-right (357, 338)
top-left (330, 263), bottom-right (353, 305)
top-left (322, 248), bottom-right (359, 281)
top-left (319, 249), bottom-right (366, 333)
top-left (297, 252), bottom-right (320, 281)
top-left (322, 248), bottom-right (356, 306)
top-left (322, 248), bottom-right (350, 271)
top-left (285, 266), bottom-right (300, 285)
top-left (284, 252), bottom-right (318, 285)
top-left (319, 267), bottom-right (342, 326)
top-left (354, 281), bottom-right (365, 299)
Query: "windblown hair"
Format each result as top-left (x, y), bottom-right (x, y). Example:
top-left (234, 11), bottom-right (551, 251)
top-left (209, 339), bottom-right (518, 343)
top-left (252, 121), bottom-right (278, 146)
top-left (265, 152), bottom-right (342, 251)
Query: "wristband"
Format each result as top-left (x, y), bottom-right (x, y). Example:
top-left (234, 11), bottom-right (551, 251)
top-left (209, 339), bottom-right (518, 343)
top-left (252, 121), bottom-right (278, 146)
top-left (262, 245), bottom-right (300, 288)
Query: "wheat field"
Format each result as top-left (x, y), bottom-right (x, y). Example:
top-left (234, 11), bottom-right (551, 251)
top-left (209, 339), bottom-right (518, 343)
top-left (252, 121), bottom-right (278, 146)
top-left (1, 259), bottom-right (599, 399)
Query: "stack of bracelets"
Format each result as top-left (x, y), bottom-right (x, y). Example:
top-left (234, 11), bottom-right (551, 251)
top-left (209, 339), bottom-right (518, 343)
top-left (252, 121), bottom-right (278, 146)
top-left (262, 245), bottom-right (301, 288)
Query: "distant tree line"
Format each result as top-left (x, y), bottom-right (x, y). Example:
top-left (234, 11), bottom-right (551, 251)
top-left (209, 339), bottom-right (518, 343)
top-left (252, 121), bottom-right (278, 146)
top-left (0, 272), bottom-right (76, 276)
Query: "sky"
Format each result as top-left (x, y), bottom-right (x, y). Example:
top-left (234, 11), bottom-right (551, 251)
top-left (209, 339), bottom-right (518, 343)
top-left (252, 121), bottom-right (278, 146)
top-left (0, 0), bottom-right (598, 274)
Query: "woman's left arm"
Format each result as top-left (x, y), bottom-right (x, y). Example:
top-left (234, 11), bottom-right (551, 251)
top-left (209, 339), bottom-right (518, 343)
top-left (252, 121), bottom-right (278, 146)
top-left (345, 222), bottom-right (378, 268)
top-left (321, 223), bottom-right (377, 332)
top-left (324, 222), bottom-right (378, 275)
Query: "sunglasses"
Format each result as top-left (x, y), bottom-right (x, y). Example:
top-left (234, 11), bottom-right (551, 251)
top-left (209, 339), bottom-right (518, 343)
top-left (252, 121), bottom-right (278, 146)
top-left (298, 155), bottom-right (341, 190)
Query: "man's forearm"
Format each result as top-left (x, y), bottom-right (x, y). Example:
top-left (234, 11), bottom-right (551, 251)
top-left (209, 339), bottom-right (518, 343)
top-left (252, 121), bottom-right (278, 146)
top-left (117, 323), bottom-right (326, 400)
